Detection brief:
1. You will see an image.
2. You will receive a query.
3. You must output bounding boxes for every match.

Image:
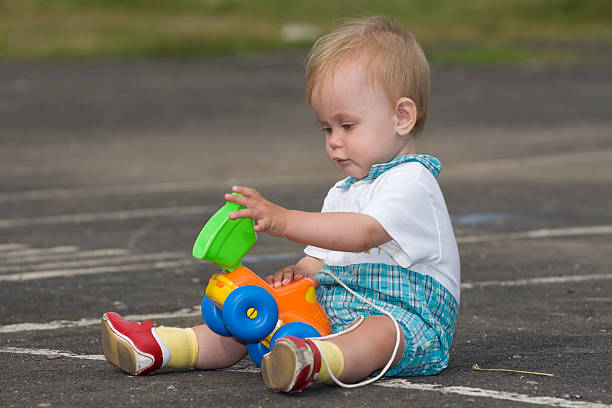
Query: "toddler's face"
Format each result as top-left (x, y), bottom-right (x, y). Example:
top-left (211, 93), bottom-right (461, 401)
top-left (310, 60), bottom-right (410, 179)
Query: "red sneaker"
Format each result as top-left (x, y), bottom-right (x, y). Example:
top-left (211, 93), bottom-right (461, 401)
top-left (261, 336), bottom-right (322, 392)
top-left (101, 312), bottom-right (169, 375)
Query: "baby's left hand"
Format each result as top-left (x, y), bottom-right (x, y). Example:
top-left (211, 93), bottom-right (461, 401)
top-left (225, 186), bottom-right (289, 237)
top-left (266, 264), bottom-right (304, 288)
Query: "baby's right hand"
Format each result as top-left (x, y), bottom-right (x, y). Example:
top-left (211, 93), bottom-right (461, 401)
top-left (265, 265), bottom-right (307, 288)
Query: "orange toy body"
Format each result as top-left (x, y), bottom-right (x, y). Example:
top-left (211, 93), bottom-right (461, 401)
top-left (206, 266), bottom-right (331, 347)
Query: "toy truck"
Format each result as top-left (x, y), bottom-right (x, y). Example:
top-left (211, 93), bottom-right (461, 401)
top-left (193, 193), bottom-right (331, 366)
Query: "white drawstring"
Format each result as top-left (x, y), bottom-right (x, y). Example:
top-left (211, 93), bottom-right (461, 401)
top-left (309, 270), bottom-right (401, 388)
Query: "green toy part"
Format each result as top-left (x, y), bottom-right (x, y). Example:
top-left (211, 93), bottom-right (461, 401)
top-left (192, 193), bottom-right (256, 271)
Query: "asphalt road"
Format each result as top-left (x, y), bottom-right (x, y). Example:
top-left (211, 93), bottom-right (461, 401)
top-left (0, 53), bottom-right (611, 407)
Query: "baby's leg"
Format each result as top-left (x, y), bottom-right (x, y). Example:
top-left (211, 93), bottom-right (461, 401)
top-left (326, 315), bottom-right (405, 383)
top-left (261, 315), bottom-right (404, 391)
top-left (191, 324), bottom-right (247, 369)
top-left (101, 312), bottom-right (246, 375)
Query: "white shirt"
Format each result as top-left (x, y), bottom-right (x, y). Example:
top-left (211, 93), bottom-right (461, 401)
top-left (304, 162), bottom-right (461, 302)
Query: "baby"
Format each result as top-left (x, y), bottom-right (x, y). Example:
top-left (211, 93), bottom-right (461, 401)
top-left (101, 15), bottom-right (460, 393)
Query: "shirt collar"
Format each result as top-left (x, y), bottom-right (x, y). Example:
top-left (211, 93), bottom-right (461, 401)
top-left (336, 154), bottom-right (441, 190)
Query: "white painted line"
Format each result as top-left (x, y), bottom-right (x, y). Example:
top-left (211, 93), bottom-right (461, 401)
top-left (0, 246), bottom-right (300, 281)
top-left (0, 246), bottom-right (78, 259)
top-left (0, 243), bottom-right (29, 252)
top-left (221, 364), bottom-right (260, 374)
top-left (0, 346), bottom-right (106, 361)
top-left (457, 225), bottom-right (612, 244)
top-left (0, 251), bottom-right (187, 273)
top-left (0, 173), bottom-right (340, 202)
top-left (461, 273), bottom-right (612, 289)
top-left (449, 149), bottom-right (612, 176)
top-left (2, 270), bottom-right (610, 333)
top-left (1, 248), bottom-right (130, 265)
top-left (0, 259), bottom-right (198, 281)
top-left (0, 182), bottom-right (216, 202)
top-left (0, 347), bottom-right (608, 407)
top-left (0, 307), bottom-right (202, 333)
top-left (0, 149), bottom-right (609, 204)
top-left (376, 378), bottom-right (611, 408)
top-left (0, 206), bottom-right (214, 229)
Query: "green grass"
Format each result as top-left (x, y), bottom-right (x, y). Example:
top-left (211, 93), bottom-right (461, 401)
top-left (1, 0), bottom-right (611, 64)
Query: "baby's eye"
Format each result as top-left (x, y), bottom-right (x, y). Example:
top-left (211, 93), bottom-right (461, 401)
top-left (321, 127), bottom-right (332, 134)
top-left (341, 123), bottom-right (354, 131)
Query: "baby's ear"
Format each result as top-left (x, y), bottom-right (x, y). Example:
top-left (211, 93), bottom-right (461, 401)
top-left (394, 97), bottom-right (417, 136)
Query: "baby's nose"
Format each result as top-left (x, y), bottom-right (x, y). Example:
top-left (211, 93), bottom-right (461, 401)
top-left (327, 132), bottom-right (343, 148)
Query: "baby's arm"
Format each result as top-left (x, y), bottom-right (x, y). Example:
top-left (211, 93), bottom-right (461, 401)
top-left (225, 186), bottom-right (391, 252)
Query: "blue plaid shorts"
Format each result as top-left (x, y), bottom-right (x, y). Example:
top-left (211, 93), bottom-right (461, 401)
top-left (315, 263), bottom-right (459, 377)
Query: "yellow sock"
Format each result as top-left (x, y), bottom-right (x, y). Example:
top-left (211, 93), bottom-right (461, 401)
top-left (311, 340), bottom-right (344, 383)
top-left (155, 327), bottom-right (199, 369)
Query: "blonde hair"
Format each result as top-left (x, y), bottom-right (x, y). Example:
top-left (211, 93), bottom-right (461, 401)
top-left (306, 16), bottom-right (430, 135)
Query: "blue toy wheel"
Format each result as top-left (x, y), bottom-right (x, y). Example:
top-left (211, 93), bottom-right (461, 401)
top-left (270, 322), bottom-right (321, 348)
top-left (201, 295), bottom-right (231, 337)
top-left (247, 342), bottom-right (270, 368)
top-left (222, 285), bottom-right (278, 343)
